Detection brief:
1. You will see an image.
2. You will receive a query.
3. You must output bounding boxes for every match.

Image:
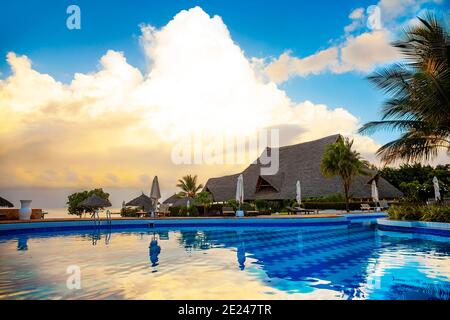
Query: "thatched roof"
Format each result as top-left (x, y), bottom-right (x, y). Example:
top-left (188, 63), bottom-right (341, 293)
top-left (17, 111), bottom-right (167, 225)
top-left (78, 194), bottom-right (112, 208)
top-left (0, 196), bottom-right (14, 208)
top-left (204, 134), bottom-right (402, 201)
top-left (162, 194), bottom-right (195, 207)
top-left (126, 193), bottom-right (154, 212)
top-left (172, 196), bottom-right (195, 207)
top-left (163, 194), bottom-right (181, 204)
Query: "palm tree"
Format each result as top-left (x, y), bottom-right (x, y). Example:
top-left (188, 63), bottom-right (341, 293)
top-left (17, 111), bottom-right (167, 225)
top-left (359, 13), bottom-right (450, 164)
top-left (176, 174), bottom-right (203, 198)
top-left (194, 191), bottom-right (213, 215)
top-left (320, 136), bottom-right (369, 212)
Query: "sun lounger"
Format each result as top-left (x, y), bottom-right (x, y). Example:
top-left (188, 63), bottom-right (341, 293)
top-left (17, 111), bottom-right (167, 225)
top-left (286, 206), bottom-right (317, 215)
top-left (222, 207), bottom-right (235, 216)
top-left (360, 203), bottom-right (375, 211)
top-left (245, 210), bottom-right (259, 216)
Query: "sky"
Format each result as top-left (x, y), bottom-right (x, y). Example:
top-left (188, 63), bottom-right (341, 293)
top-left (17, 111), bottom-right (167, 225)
top-left (0, 0), bottom-right (449, 208)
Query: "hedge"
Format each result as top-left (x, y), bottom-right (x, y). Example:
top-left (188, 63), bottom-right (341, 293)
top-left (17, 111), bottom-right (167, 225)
top-left (302, 202), bottom-right (377, 211)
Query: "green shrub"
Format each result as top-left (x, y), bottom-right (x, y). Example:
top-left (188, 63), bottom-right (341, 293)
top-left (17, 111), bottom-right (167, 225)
top-left (304, 193), bottom-right (346, 203)
top-left (169, 206), bottom-right (180, 216)
top-left (226, 199), bottom-right (239, 210)
top-left (178, 205), bottom-right (199, 216)
top-left (388, 204), bottom-right (450, 223)
top-left (302, 202), bottom-right (375, 211)
top-left (120, 206), bottom-right (140, 217)
top-left (421, 205), bottom-right (450, 223)
top-left (255, 199), bottom-right (269, 210)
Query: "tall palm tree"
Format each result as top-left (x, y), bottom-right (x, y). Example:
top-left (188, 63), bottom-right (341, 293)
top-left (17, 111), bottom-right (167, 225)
top-left (359, 13), bottom-right (450, 164)
top-left (320, 136), bottom-right (369, 212)
top-left (176, 174), bottom-right (203, 198)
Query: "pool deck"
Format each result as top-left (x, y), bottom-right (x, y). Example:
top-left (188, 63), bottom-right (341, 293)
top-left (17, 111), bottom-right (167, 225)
top-left (0, 211), bottom-right (382, 224)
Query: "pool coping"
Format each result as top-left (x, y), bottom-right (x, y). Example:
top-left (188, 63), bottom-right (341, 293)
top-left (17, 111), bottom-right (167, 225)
top-left (377, 218), bottom-right (450, 237)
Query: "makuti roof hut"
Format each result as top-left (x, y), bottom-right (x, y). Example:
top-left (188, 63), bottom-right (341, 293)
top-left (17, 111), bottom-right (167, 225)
top-left (126, 193), bottom-right (154, 212)
top-left (204, 134), bottom-right (402, 202)
top-left (0, 196), bottom-right (14, 208)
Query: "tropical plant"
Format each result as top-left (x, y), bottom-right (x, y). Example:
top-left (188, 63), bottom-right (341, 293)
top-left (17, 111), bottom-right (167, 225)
top-left (178, 205), bottom-right (199, 216)
top-left (320, 136), bottom-right (369, 212)
top-left (359, 13), bottom-right (450, 164)
top-left (226, 199), bottom-right (239, 210)
top-left (380, 163), bottom-right (449, 202)
top-left (120, 206), bottom-right (140, 217)
top-left (194, 191), bottom-right (213, 215)
top-left (67, 188), bottom-right (110, 217)
top-left (388, 204), bottom-right (450, 223)
top-left (176, 174), bottom-right (203, 197)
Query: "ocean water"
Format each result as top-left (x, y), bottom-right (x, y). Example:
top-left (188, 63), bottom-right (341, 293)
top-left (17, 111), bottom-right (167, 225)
top-left (43, 208), bottom-right (122, 219)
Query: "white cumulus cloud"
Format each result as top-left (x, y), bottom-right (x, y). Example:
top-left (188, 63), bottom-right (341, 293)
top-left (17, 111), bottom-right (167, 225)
top-left (0, 6), bottom-right (383, 191)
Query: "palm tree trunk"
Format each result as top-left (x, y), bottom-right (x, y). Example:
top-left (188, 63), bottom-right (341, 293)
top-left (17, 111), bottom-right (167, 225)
top-left (344, 182), bottom-right (350, 213)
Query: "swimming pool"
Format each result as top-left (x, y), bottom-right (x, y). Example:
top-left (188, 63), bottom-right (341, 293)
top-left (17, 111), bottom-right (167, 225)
top-left (0, 223), bottom-right (449, 300)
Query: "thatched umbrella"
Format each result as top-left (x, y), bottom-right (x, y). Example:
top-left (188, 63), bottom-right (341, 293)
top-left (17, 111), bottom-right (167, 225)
top-left (0, 196), bottom-right (14, 208)
top-left (126, 193), bottom-right (153, 212)
top-left (78, 194), bottom-right (111, 209)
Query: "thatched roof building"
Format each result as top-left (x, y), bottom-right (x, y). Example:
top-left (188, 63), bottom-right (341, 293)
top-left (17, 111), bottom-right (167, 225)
top-left (126, 193), bottom-right (154, 212)
top-left (0, 196), bottom-right (14, 208)
top-left (162, 194), bottom-right (195, 207)
top-left (163, 194), bottom-right (181, 205)
top-left (204, 134), bottom-right (402, 202)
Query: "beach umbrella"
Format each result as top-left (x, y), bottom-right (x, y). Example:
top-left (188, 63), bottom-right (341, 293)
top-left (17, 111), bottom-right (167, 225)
top-left (186, 199), bottom-right (190, 208)
top-left (150, 176), bottom-right (161, 211)
top-left (433, 176), bottom-right (441, 201)
top-left (371, 180), bottom-right (379, 204)
top-left (236, 174), bottom-right (244, 206)
top-left (296, 180), bottom-right (301, 206)
top-left (0, 196), bottom-right (14, 208)
top-left (78, 194), bottom-right (111, 208)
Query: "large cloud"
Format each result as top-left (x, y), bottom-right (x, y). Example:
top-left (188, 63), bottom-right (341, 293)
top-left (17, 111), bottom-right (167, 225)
top-left (265, 29), bottom-right (399, 83)
top-left (0, 7), bottom-right (382, 195)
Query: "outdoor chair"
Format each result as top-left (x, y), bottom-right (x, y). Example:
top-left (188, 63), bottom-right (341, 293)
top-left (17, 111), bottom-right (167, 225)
top-left (379, 200), bottom-right (389, 211)
top-left (158, 204), bottom-right (170, 217)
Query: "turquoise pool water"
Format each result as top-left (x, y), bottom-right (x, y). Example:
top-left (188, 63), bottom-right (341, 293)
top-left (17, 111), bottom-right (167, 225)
top-left (0, 223), bottom-right (449, 300)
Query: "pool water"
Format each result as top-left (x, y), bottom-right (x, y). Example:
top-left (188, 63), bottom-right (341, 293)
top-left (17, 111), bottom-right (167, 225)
top-left (0, 223), bottom-right (449, 300)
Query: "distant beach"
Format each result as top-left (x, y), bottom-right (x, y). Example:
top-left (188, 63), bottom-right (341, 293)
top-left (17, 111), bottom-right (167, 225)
top-left (44, 207), bottom-right (122, 219)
